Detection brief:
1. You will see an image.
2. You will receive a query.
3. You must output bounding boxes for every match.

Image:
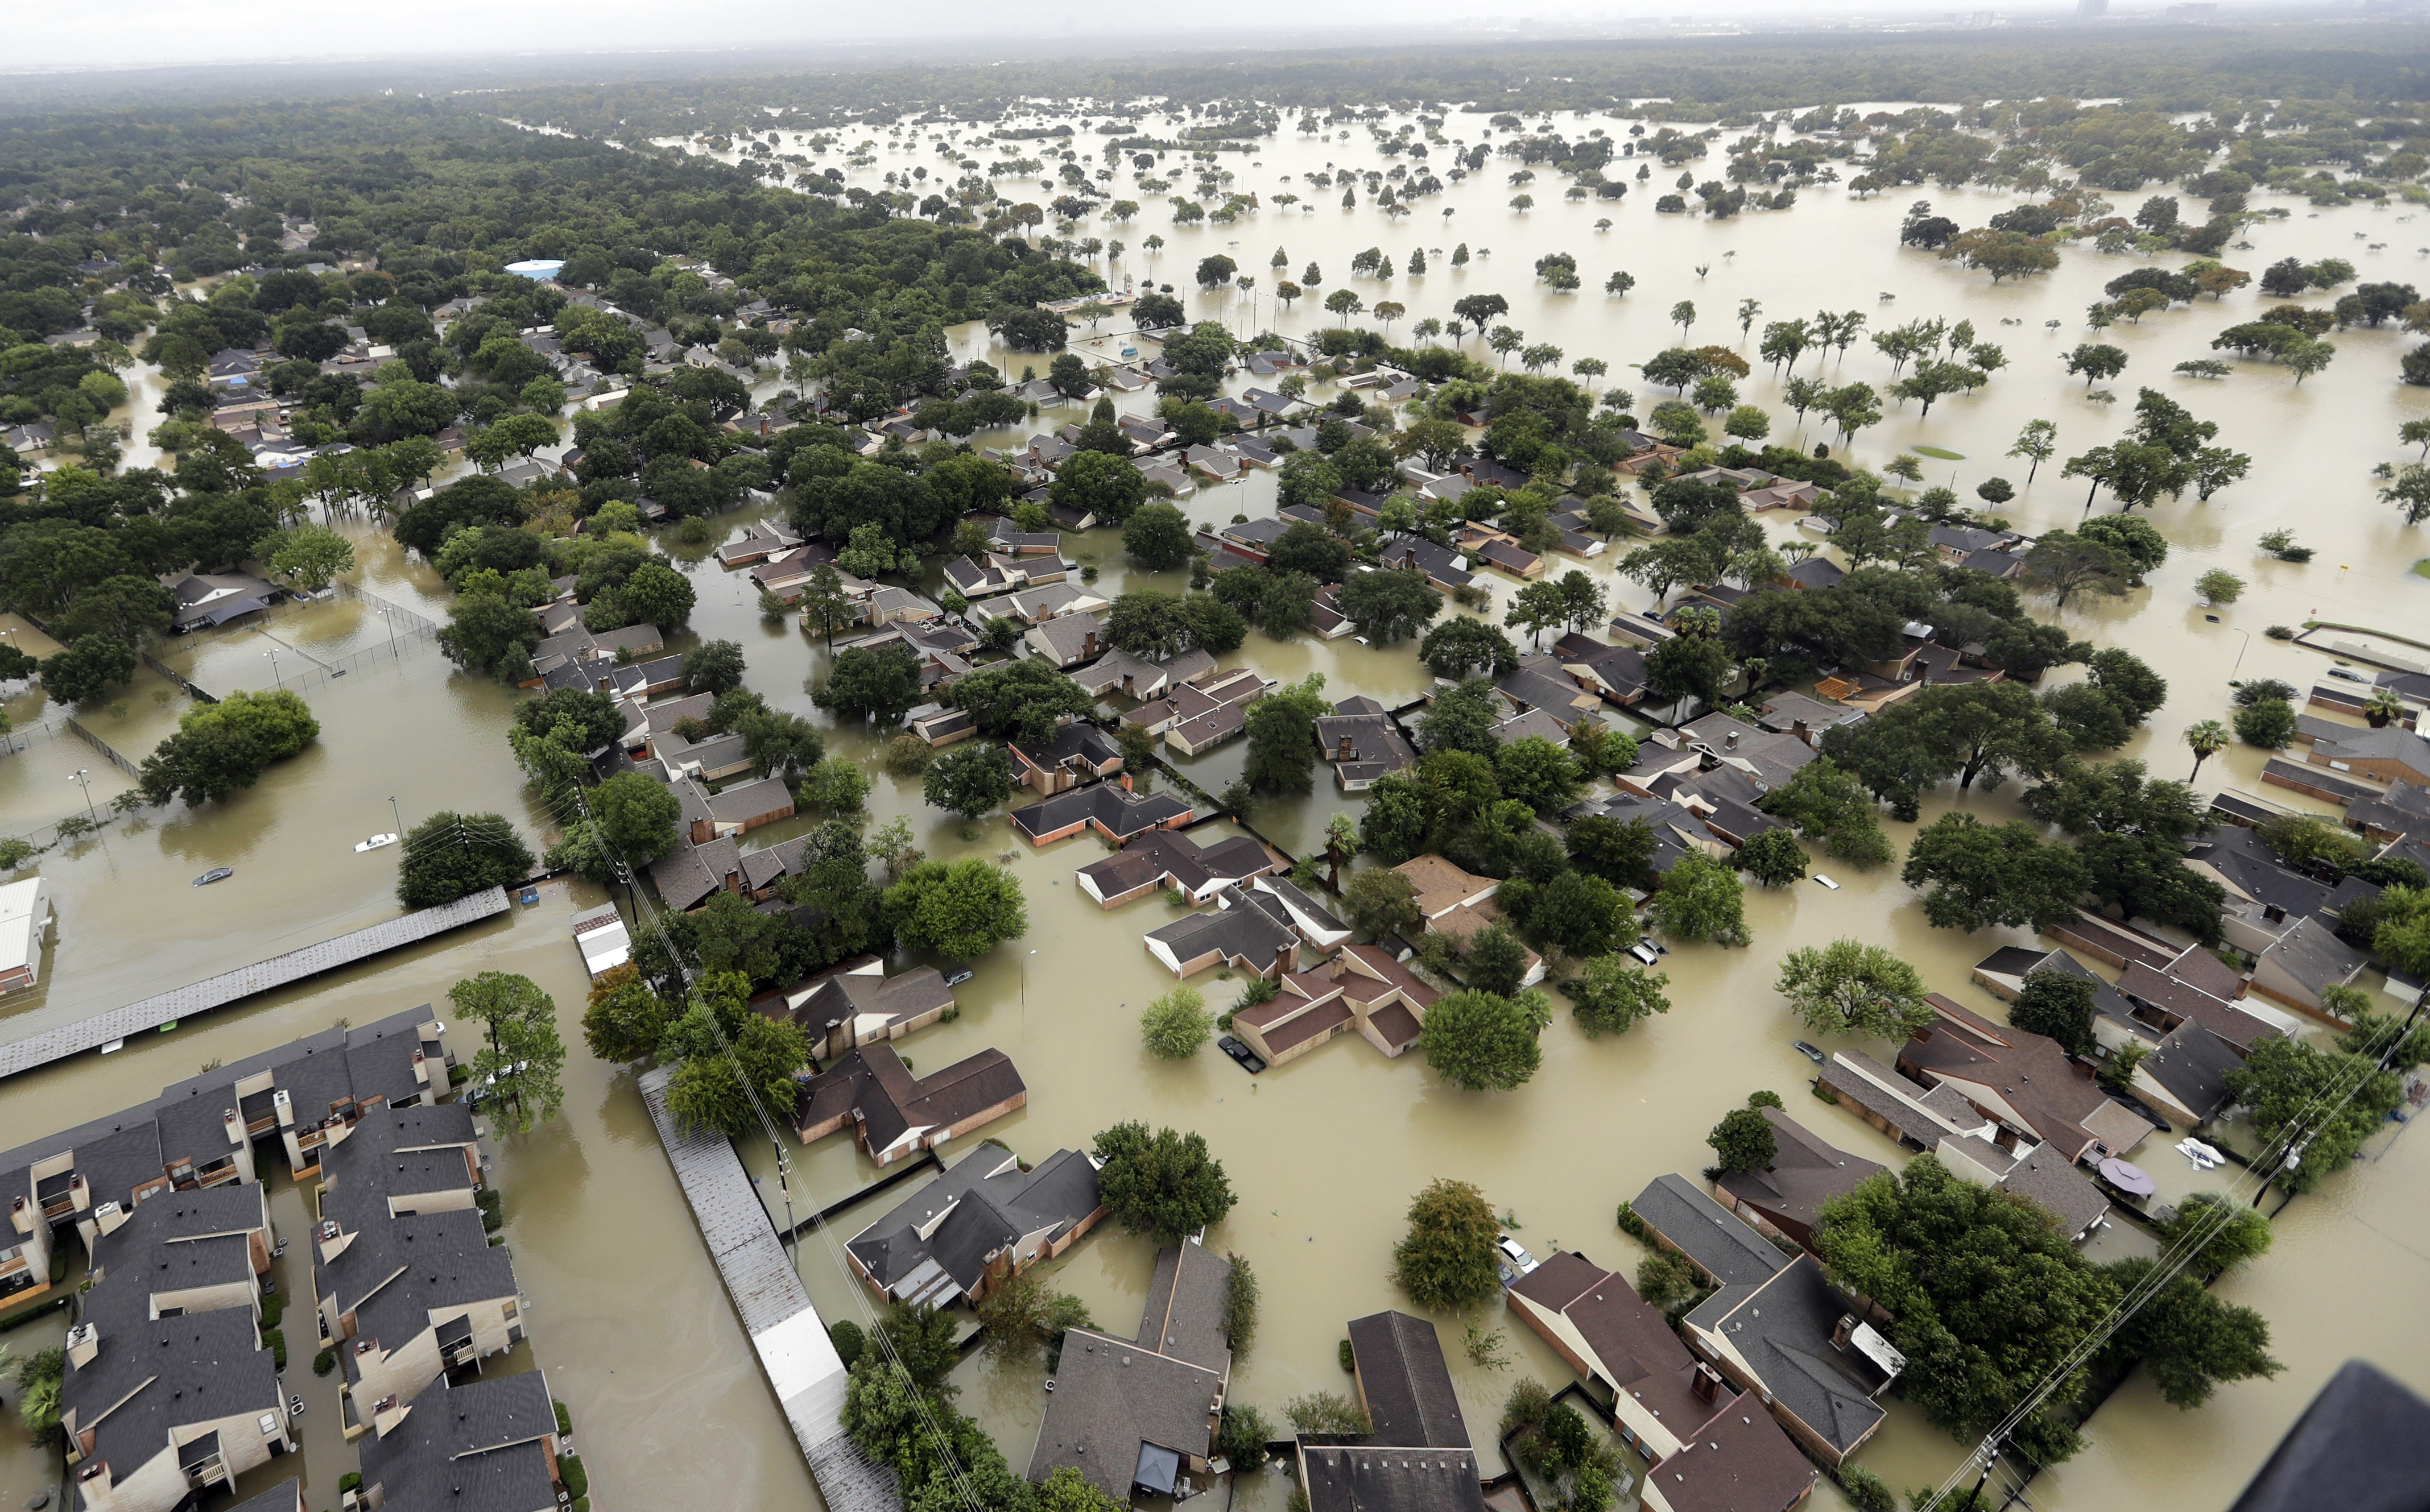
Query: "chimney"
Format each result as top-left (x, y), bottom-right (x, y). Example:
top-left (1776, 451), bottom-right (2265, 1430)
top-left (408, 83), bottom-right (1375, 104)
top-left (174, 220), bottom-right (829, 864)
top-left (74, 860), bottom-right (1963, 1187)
top-left (1725, 730), bottom-right (1740, 751)
top-left (1792, 719), bottom-right (1810, 747)
top-left (1691, 1364), bottom-right (1721, 1403)
top-left (1337, 734), bottom-right (1355, 760)
top-left (1832, 1314), bottom-right (1857, 1350)
top-left (1083, 629), bottom-right (1099, 659)
top-left (8, 1196), bottom-right (28, 1236)
top-left (67, 1322), bottom-right (99, 1369)
top-left (2263, 902), bottom-right (2287, 923)
top-left (273, 1088), bottom-right (295, 1128)
top-left (224, 1110), bottom-right (243, 1146)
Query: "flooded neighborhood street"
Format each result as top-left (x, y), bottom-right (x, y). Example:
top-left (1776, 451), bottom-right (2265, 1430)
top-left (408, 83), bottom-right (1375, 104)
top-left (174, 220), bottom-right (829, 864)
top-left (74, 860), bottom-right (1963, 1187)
top-left (5, 92), bottom-right (2430, 1512)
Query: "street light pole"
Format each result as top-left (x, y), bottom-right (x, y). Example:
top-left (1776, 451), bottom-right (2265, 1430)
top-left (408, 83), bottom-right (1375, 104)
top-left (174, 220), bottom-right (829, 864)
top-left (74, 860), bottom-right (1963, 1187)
top-left (263, 647), bottom-right (283, 691)
top-left (389, 795), bottom-right (404, 839)
top-left (67, 768), bottom-right (95, 821)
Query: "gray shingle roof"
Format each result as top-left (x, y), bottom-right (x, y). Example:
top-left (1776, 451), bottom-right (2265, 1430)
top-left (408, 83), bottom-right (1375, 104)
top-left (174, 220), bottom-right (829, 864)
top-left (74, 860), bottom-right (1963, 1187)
top-left (1631, 1174), bottom-right (1792, 1289)
top-left (1347, 1311), bottom-right (1471, 1448)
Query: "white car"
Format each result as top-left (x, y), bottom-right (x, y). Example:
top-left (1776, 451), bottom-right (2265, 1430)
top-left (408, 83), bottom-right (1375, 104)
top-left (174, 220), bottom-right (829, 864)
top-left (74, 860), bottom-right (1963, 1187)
top-left (1494, 1235), bottom-right (1539, 1286)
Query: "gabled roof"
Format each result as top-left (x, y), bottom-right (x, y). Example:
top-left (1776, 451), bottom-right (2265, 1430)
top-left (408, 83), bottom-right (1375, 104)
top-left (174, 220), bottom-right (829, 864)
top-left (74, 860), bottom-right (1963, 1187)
top-left (1684, 1255), bottom-right (1893, 1458)
top-left (1648, 1397), bottom-right (1819, 1512)
top-left (1630, 1174), bottom-right (1790, 1289)
top-left (1713, 1110), bottom-right (1885, 1240)
top-left (1347, 1310), bottom-right (1472, 1448)
top-left (795, 1045), bottom-right (1024, 1156)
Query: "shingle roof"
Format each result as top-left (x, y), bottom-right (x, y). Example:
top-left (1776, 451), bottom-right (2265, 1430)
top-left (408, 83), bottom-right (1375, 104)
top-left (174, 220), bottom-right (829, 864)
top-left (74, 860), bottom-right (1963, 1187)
top-left (1346, 1311), bottom-right (1471, 1448)
top-left (1631, 1174), bottom-right (1791, 1289)
top-left (1684, 1256), bottom-right (1889, 1458)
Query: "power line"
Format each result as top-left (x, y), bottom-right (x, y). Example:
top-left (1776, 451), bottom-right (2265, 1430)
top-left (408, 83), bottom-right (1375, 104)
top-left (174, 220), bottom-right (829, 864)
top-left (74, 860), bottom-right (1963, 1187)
top-left (554, 768), bottom-right (987, 1512)
top-left (1916, 992), bottom-right (2427, 1510)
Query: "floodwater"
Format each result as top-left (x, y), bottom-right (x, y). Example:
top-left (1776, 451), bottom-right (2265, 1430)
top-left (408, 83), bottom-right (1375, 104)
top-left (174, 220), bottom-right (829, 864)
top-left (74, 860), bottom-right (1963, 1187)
top-left (4, 101), bottom-right (2429, 1512)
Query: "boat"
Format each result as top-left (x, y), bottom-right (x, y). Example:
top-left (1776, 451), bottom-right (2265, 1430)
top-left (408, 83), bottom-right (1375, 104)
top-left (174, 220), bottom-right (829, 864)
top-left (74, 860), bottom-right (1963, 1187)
top-left (1792, 1040), bottom-right (1826, 1064)
top-left (192, 868), bottom-right (233, 887)
top-left (354, 832), bottom-right (399, 853)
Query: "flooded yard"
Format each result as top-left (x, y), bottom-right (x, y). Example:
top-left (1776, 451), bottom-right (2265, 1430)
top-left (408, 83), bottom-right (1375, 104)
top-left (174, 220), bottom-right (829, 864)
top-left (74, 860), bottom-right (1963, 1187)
top-left (3, 97), bottom-right (2429, 1512)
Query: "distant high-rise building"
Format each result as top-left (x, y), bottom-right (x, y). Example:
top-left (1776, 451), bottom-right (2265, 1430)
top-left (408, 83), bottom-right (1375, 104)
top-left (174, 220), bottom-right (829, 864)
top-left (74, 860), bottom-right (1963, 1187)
top-left (2077, 0), bottom-right (2109, 15)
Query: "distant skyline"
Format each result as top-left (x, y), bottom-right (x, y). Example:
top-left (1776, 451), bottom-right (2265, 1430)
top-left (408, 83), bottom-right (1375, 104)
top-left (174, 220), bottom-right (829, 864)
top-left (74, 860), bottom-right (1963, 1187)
top-left (3, 0), bottom-right (2305, 72)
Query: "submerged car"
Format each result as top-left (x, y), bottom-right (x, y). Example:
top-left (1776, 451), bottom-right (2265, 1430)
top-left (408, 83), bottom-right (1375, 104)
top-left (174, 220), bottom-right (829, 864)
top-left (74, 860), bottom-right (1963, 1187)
top-left (1495, 1234), bottom-right (1539, 1287)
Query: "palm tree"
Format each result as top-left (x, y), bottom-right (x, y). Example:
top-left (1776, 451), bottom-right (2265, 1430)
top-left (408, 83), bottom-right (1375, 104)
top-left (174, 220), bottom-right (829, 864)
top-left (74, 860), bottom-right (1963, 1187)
top-left (2365, 688), bottom-right (2407, 728)
top-left (2185, 720), bottom-right (2230, 784)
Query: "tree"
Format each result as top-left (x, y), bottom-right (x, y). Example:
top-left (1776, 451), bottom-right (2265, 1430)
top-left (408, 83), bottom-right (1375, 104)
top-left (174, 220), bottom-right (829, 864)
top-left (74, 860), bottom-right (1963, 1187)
top-left (1645, 634), bottom-right (1734, 708)
top-left (449, 971), bottom-right (566, 1136)
top-left (396, 811), bottom-right (535, 908)
top-left (1392, 1178), bottom-right (1502, 1309)
top-left (2160, 1191), bottom-right (2274, 1277)
top-left (1567, 958), bottom-right (1669, 1037)
top-left (2235, 699), bottom-right (2299, 749)
top-left (1900, 813), bottom-right (2089, 933)
top-left (581, 965), bottom-right (670, 1063)
top-left (136, 687), bottom-right (321, 808)
top-left (1460, 921), bottom-right (1536, 999)
top-left (2019, 531), bottom-right (2131, 611)
top-left (2009, 968), bottom-right (2100, 1056)
top-left (951, 657), bottom-right (1096, 744)
top-left (1644, 851), bottom-right (1746, 946)
top-left (1243, 674), bottom-right (1329, 794)
top-left (2099, 1256), bottom-right (2282, 1410)
top-left (1495, 737), bottom-right (1583, 815)
top-left (1757, 759), bottom-right (1894, 869)
top-left (883, 858), bottom-right (1027, 960)
top-left (2184, 719), bottom-right (2230, 782)
top-left (1141, 985), bottom-right (1213, 1059)
top-left (591, 771), bottom-right (682, 865)
top-left (681, 639), bottom-right (747, 696)
top-left (663, 975), bottom-right (811, 1139)
top-left (1345, 867), bottom-right (1424, 943)
top-left (2195, 569), bottom-right (2244, 606)
top-left (1707, 1107), bottom-right (1778, 1174)
top-left (922, 743), bottom-right (1015, 819)
top-left (977, 1267), bottom-right (1095, 1369)
top-left (1419, 989), bottom-right (1543, 1090)
top-left (1420, 618), bottom-right (1519, 680)
top-left (1774, 938), bottom-right (1935, 1038)
top-left (2226, 1017), bottom-right (2427, 1192)
top-left (1336, 567), bottom-right (1443, 643)
top-left (1093, 1121), bottom-right (1237, 1244)
top-left (1050, 449), bottom-right (1150, 525)
top-left (437, 594), bottom-right (543, 681)
top-left (259, 524), bottom-right (356, 590)
top-left (2064, 343), bottom-right (2128, 388)
top-left (1735, 827), bottom-right (1809, 887)
top-left (1817, 1158), bottom-right (2134, 1463)
top-left (798, 564), bottom-right (854, 648)
top-left (815, 644), bottom-right (926, 728)
top-left (2381, 463), bottom-right (2430, 526)
top-left (2024, 759), bottom-right (2224, 941)
top-left (38, 633), bottom-right (137, 705)
top-left (1122, 502), bottom-right (1193, 570)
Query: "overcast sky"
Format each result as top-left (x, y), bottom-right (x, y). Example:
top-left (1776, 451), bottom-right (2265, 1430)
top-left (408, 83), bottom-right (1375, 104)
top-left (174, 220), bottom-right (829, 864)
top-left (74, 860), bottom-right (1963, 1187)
top-left (7, 0), bottom-right (2111, 73)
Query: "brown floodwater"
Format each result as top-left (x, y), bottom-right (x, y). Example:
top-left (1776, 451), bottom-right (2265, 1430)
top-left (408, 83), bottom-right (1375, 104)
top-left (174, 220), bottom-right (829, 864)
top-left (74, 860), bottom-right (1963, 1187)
top-left (6, 101), bottom-right (2429, 1512)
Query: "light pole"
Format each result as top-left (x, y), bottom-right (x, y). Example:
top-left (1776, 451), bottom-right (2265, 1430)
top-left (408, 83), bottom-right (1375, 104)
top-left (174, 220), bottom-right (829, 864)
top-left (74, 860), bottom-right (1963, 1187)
top-left (263, 647), bottom-right (283, 691)
top-left (377, 608), bottom-right (399, 657)
top-left (389, 795), bottom-right (403, 838)
top-left (67, 768), bottom-right (95, 821)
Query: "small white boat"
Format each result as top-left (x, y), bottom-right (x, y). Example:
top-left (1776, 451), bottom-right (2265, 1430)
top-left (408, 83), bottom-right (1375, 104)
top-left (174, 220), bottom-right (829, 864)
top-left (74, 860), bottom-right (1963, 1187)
top-left (1814, 874), bottom-right (1841, 890)
top-left (354, 833), bottom-right (399, 853)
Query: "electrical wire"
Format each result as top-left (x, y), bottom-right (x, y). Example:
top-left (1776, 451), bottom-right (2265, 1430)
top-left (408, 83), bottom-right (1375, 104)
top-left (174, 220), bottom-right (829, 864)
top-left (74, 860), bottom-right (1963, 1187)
top-left (1915, 995), bottom-right (2426, 1510)
top-left (547, 764), bottom-right (988, 1512)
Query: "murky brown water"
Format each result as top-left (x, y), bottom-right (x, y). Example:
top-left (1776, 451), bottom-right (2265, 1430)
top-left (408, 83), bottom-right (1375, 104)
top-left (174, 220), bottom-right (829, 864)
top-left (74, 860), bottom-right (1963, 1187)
top-left (6, 102), bottom-right (2429, 1512)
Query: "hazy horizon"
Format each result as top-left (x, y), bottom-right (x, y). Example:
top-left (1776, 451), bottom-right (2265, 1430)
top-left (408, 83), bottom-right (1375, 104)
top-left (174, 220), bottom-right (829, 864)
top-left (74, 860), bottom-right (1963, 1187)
top-left (2, 0), bottom-right (2301, 74)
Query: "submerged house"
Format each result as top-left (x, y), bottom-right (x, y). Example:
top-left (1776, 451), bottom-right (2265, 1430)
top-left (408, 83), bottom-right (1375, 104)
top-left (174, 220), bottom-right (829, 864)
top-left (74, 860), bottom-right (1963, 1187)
top-left (1296, 1310), bottom-right (1490, 1512)
top-left (1028, 1241), bottom-right (1236, 1502)
top-left (794, 1046), bottom-right (1027, 1166)
top-left (1507, 1250), bottom-right (1816, 1512)
top-left (776, 957), bottom-right (958, 1062)
top-left (845, 1145), bottom-right (1104, 1308)
top-left (1229, 946), bottom-right (1441, 1068)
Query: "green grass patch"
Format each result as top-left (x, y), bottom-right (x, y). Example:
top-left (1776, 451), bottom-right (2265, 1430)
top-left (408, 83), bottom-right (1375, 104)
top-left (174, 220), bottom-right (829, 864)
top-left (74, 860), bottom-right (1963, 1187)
top-left (1912, 445), bottom-right (1966, 461)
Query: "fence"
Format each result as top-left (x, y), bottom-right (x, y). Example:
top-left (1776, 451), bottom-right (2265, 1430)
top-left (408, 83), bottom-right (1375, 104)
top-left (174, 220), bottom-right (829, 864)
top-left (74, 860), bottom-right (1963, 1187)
top-left (61, 716), bottom-right (142, 780)
top-left (139, 648), bottom-right (217, 705)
